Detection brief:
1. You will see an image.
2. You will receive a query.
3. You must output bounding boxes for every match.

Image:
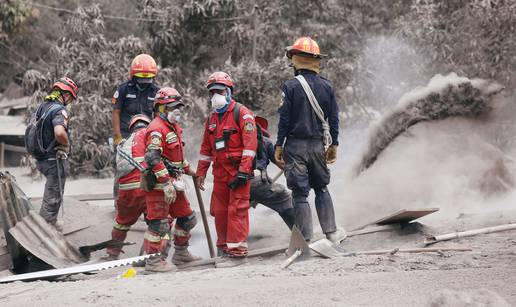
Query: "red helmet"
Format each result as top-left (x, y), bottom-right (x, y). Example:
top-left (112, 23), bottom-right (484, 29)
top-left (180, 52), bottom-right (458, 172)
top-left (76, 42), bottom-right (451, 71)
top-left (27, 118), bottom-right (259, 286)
top-left (206, 71), bottom-right (234, 90)
top-left (52, 77), bottom-right (78, 99)
top-left (130, 54), bottom-right (158, 78)
top-left (128, 114), bottom-right (151, 131)
top-left (255, 116), bottom-right (270, 137)
top-left (285, 37), bottom-right (325, 59)
top-left (154, 87), bottom-right (183, 110)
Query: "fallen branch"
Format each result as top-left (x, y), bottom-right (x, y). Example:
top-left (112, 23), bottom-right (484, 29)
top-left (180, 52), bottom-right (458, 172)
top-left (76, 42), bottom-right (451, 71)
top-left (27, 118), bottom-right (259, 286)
top-left (425, 223), bottom-right (516, 245)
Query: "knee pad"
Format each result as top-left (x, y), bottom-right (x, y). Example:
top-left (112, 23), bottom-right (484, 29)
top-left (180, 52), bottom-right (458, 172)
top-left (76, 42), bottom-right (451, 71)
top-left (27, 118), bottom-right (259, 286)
top-left (148, 219), bottom-right (170, 236)
top-left (176, 211), bottom-right (197, 232)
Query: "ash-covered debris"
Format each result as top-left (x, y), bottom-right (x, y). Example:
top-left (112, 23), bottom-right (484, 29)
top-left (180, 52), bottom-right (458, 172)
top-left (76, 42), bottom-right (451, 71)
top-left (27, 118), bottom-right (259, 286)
top-left (355, 73), bottom-right (505, 175)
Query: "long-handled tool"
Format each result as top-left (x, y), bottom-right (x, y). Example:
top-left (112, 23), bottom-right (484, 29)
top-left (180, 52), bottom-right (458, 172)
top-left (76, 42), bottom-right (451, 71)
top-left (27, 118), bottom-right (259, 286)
top-left (192, 176), bottom-right (216, 258)
top-left (79, 239), bottom-right (135, 259)
top-left (55, 157), bottom-right (65, 218)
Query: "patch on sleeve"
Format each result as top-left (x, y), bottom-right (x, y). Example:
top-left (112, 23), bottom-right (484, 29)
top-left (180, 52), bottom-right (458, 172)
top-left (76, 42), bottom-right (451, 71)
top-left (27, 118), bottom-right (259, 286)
top-left (151, 137), bottom-right (161, 145)
top-left (242, 114), bottom-right (254, 120)
top-left (61, 109), bottom-right (69, 127)
top-left (150, 131), bottom-right (162, 138)
top-left (279, 90), bottom-right (286, 107)
top-left (112, 90), bottom-right (119, 104)
top-left (244, 121), bottom-right (255, 133)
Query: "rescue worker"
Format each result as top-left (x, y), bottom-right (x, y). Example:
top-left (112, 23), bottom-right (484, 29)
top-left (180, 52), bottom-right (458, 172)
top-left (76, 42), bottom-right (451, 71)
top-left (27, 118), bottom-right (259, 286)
top-left (251, 116), bottom-right (295, 229)
top-left (102, 114), bottom-right (151, 260)
top-left (274, 37), bottom-right (346, 242)
top-left (111, 54), bottom-right (160, 198)
top-left (112, 53), bottom-right (160, 143)
top-left (35, 77), bottom-right (78, 230)
top-left (142, 87), bottom-right (201, 273)
top-left (196, 71), bottom-right (258, 268)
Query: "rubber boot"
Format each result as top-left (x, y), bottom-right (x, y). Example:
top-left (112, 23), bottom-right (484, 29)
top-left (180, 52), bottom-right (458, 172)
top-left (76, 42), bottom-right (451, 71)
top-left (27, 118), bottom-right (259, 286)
top-left (102, 228), bottom-right (128, 261)
top-left (144, 255), bottom-right (177, 274)
top-left (325, 227), bottom-right (347, 244)
top-left (171, 245), bottom-right (202, 265)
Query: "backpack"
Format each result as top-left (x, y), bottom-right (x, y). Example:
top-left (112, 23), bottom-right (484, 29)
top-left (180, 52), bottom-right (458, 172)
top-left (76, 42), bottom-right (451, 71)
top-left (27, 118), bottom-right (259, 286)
top-left (24, 103), bottom-right (63, 158)
top-left (115, 133), bottom-right (137, 179)
top-left (232, 102), bottom-right (265, 167)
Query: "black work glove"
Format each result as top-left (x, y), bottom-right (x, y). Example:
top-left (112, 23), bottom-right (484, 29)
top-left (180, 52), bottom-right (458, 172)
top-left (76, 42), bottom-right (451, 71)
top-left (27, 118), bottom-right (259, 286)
top-left (228, 171), bottom-right (249, 190)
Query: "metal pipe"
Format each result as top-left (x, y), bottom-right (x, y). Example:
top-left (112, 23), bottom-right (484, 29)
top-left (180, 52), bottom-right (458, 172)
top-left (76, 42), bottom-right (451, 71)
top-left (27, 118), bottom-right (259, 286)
top-left (425, 223), bottom-right (516, 245)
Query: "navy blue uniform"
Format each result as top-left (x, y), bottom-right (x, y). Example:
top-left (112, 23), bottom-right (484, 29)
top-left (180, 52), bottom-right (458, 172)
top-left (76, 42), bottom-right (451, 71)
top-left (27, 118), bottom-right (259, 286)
top-left (35, 99), bottom-right (70, 225)
top-left (112, 80), bottom-right (159, 138)
top-left (276, 70), bottom-right (339, 147)
top-left (276, 69), bottom-right (339, 240)
top-left (250, 136), bottom-right (294, 229)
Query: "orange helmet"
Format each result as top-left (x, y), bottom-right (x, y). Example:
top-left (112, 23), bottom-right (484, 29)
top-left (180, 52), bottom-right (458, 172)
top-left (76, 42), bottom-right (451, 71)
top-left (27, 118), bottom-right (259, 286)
top-left (206, 71), bottom-right (234, 90)
top-left (154, 87), bottom-right (183, 110)
top-left (128, 114), bottom-right (151, 131)
top-left (52, 77), bottom-right (79, 99)
top-left (285, 37), bottom-right (325, 59)
top-left (130, 54), bottom-right (158, 78)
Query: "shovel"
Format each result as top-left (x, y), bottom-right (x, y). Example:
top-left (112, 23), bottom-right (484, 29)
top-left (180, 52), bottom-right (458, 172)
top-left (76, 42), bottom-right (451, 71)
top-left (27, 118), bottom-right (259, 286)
top-left (282, 227), bottom-right (353, 269)
top-left (309, 238), bottom-right (354, 258)
top-left (79, 239), bottom-right (135, 259)
top-left (282, 226), bottom-right (311, 269)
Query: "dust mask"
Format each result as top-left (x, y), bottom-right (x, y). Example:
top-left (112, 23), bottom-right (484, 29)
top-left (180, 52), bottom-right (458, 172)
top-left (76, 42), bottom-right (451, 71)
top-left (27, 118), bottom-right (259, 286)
top-left (211, 93), bottom-right (228, 111)
top-left (167, 109), bottom-right (181, 124)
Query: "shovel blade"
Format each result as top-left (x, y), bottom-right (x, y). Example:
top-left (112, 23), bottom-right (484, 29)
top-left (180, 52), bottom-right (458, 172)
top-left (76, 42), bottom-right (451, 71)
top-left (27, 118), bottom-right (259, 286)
top-left (286, 226), bottom-right (311, 261)
top-left (309, 238), bottom-right (353, 259)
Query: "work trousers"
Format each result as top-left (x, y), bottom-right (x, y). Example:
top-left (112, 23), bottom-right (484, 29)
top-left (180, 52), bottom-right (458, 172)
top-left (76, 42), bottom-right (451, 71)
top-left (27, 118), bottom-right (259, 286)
top-left (283, 138), bottom-right (336, 240)
top-left (37, 158), bottom-right (69, 225)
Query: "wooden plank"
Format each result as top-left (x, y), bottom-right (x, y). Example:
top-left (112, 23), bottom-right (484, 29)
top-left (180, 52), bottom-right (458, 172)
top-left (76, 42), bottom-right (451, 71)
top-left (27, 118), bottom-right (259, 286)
top-left (347, 224), bottom-right (400, 237)
top-left (0, 142), bottom-right (4, 168)
top-left (30, 193), bottom-right (114, 203)
top-left (352, 208), bottom-right (439, 231)
top-left (375, 208), bottom-right (439, 225)
top-left (3, 143), bottom-right (26, 153)
top-left (356, 246), bottom-right (471, 255)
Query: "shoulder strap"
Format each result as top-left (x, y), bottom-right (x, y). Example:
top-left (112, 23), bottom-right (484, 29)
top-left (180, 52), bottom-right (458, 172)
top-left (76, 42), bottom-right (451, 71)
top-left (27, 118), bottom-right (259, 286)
top-left (295, 75), bottom-right (332, 149)
top-left (232, 102), bottom-right (242, 126)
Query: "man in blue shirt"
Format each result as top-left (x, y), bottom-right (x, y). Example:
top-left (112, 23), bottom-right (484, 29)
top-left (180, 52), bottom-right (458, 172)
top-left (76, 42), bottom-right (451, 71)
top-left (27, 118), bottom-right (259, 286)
top-left (274, 37), bottom-right (345, 243)
top-left (111, 54), bottom-right (159, 143)
top-left (34, 77), bottom-right (79, 229)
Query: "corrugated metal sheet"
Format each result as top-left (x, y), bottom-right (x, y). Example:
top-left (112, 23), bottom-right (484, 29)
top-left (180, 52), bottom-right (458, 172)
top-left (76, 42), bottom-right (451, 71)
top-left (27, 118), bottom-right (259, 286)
top-left (0, 171), bottom-right (86, 271)
top-left (9, 211), bottom-right (85, 268)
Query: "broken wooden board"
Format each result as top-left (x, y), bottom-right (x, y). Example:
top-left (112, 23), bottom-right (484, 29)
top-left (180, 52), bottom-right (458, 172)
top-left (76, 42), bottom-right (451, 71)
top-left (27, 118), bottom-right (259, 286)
top-left (30, 193), bottom-right (113, 203)
top-left (352, 208), bottom-right (439, 231)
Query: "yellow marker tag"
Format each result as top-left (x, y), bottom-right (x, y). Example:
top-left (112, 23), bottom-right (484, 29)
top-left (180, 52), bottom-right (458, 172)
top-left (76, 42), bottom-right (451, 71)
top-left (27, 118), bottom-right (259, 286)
top-left (120, 267), bottom-right (137, 279)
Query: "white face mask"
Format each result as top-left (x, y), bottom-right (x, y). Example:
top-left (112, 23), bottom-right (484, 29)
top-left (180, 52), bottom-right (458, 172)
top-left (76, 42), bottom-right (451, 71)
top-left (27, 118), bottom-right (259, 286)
top-left (211, 93), bottom-right (228, 111)
top-left (167, 109), bottom-right (181, 124)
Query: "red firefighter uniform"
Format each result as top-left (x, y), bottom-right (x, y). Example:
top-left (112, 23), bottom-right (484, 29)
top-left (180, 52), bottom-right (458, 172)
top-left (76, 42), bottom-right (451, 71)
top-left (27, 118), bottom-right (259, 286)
top-left (143, 116), bottom-right (193, 254)
top-left (106, 128), bottom-right (147, 258)
top-left (196, 100), bottom-right (258, 256)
